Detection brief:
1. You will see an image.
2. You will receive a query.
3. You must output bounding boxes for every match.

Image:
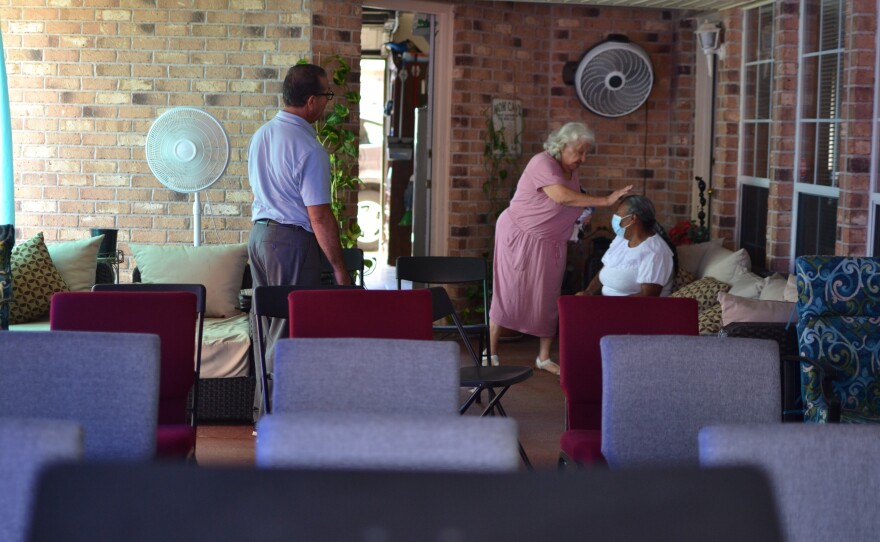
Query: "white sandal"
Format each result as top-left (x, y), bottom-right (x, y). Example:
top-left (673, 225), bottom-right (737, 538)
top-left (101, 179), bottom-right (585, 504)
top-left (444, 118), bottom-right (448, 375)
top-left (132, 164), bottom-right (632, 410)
top-left (535, 357), bottom-right (560, 375)
top-left (481, 350), bottom-right (500, 367)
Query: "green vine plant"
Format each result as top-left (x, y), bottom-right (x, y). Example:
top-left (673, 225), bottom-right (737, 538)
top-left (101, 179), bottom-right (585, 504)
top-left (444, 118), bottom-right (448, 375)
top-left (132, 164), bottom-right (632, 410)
top-left (482, 104), bottom-right (523, 227)
top-left (301, 55), bottom-right (362, 249)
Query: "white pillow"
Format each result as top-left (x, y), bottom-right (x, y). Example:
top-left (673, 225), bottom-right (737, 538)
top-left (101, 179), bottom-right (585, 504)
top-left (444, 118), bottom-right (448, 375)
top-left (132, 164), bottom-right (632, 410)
top-left (727, 271), bottom-right (764, 299)
top-left (130, 243), bottom-right (249, 318)
top-left (46, 235), bottom-right (103, 292)
top-left (675, 239), bottom-right (723, 277)
top-left (700, 246), bottom-right (751, 284)
top-left (759, 273), bottom-right (788, 301)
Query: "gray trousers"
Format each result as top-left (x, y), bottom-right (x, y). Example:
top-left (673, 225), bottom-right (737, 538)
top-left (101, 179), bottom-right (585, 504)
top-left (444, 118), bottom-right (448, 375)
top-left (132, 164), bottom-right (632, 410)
top-left (248, 222), bottom-right (322, 419)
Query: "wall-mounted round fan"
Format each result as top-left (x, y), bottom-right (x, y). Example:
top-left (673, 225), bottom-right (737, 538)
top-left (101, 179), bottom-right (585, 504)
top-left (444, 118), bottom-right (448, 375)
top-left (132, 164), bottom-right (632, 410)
top-left (573, 36), bottom-right (654, 118)
top-left (146, 107), bottom-right (230, 246)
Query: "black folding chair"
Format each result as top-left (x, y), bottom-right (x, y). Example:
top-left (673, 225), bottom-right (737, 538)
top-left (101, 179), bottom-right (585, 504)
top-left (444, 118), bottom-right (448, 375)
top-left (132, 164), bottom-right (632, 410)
top-left (396, 256), bottom-right (491, 358)
top-left (252, 284), bottom-right (362, 415)
top-left (92, 282), bottom-right (206, 429)
top-left (320, 247), bottom-right (365, 286)
top-left (430, 287), bottom-right (534, 469)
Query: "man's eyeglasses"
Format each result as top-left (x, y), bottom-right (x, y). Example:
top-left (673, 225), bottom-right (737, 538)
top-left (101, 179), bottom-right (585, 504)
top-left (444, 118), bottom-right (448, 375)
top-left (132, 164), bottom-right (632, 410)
top-left (315, 92), bottom-right (334, 100)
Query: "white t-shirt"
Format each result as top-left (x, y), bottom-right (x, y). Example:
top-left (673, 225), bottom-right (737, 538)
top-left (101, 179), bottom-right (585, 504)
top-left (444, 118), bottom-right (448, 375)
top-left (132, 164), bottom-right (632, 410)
top-left (599, 234), bottom-right (674, 296)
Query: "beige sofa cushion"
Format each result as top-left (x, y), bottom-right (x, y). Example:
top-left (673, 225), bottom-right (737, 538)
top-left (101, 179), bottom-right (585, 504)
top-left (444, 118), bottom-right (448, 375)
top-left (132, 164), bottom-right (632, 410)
top-left (130, 243), bottom-right (248, 318)
top-left (675, 239), bottom-right (722, 277)
top-left (719, 291), bottom-right (798, 326)
top-left (759, 273), bottom-right (788, 301)
top-left (783, 273), bottom-right (798, 302)
top-left (201, 314), bottom-right (251, 378)
top-left (46, 235), bottom-right (103, 292)
top-left (727, 271), bottom-right (764, 299)
top-left (699, 244), bottom-right (751, 284)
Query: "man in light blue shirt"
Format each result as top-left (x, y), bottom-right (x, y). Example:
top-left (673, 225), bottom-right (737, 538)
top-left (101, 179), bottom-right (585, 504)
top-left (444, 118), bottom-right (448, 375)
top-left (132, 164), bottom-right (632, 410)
top-left (247, 64), bottom-right (351, 417)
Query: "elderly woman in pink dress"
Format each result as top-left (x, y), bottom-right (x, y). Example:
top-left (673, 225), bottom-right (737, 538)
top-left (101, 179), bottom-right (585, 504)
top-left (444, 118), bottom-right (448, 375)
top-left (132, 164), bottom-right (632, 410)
top-left (488, 122), bottom-right (632, 375)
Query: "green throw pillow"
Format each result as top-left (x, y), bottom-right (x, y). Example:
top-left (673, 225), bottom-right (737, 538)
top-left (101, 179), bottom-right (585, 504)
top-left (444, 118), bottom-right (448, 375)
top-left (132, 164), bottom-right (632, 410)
top-left (10, 233), bottom-right (70, 324)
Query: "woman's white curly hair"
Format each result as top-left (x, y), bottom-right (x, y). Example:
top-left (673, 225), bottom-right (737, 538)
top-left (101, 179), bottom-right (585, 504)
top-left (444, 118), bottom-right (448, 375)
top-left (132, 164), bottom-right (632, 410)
top-left (543, 122), bottom-right (595, 158)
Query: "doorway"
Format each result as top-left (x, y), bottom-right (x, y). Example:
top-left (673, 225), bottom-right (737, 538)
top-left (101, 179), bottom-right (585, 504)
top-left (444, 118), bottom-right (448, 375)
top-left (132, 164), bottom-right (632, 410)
top-left (359, 1), bottom-right (452, 285)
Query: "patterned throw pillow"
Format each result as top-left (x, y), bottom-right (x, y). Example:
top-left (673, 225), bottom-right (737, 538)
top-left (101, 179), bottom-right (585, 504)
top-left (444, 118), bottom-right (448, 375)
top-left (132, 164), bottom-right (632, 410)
top-left (698, 303), bottom-right (723, 335)
top-left (10, 233), bottom-right (69, 324)
top-left (672, 267), bottom-right (696, 293)
top-left (670, 276), bottom-right (731, 311)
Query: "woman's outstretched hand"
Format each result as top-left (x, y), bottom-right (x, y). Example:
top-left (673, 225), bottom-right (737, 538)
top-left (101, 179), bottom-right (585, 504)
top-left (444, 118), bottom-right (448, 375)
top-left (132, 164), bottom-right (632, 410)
top-left (606, 185), bottom-right (634, 205)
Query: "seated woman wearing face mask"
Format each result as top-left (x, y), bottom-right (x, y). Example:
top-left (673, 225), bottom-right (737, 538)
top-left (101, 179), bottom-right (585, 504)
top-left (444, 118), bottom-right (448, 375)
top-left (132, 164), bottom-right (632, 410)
top-left (578, 194), bottom-right (676, 297)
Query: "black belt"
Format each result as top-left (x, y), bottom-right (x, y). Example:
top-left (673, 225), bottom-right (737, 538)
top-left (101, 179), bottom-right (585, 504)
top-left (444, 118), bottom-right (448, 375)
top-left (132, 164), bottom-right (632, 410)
top-left (255, 219), bottom-right (305, 230)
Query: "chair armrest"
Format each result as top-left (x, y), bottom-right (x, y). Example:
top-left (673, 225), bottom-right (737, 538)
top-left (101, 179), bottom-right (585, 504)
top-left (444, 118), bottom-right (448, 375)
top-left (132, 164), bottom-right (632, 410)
top-left (781, 354), bottom-right (841, 423)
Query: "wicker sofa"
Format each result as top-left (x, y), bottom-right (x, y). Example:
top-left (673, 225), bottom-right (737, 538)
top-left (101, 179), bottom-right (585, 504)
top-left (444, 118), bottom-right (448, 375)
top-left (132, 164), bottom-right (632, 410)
top-left (129, 264), bottom-right (255, 423)
top-left (128, 243), bottom-right (255, 423)
top-left (669, 240), bottom-right (797, 335)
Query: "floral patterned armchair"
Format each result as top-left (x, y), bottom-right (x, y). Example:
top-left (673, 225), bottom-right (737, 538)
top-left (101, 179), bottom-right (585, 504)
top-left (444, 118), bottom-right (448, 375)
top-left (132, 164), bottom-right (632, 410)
top-left (796, 256), bottom-right (880, 423)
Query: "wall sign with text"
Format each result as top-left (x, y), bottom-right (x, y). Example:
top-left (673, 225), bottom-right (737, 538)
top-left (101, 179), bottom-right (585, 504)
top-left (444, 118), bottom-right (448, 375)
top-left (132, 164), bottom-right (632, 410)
top-left (491, 99), bottom-right (523, 158)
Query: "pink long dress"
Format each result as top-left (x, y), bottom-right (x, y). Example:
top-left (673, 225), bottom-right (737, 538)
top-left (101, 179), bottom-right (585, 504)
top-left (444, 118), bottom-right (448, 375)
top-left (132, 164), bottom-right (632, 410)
top-left (490, 151), bottom-right (583, 338)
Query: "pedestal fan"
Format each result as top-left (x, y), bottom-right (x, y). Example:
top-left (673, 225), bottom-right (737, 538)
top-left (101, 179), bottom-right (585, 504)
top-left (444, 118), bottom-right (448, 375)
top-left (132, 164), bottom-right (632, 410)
top-left (145, 107), bottom-right (230, 246)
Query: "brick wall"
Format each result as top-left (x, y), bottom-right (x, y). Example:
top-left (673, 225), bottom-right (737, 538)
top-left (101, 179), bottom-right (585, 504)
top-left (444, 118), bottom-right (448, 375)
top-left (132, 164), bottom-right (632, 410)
top-left (713, 0), bottom-right (877, 272)
top-left (1, 0), bottom-right (314, 278)
top-left (837, 0), bottom-right (875, 256)
top-left (448, 2), bottom-right (698, 259)
top-left (766, 0), bottom-right (799, 272)
top-left (711, 8), bottom-right (741, 249)
top-left (3, 0), bottom-right (700, 277)
top-left (3, 0), bottom-right (878, 279)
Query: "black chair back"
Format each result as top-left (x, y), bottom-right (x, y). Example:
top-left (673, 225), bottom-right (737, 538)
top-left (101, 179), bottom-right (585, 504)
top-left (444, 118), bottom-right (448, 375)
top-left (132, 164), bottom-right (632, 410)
top-left (320, 248), bottom-right (365, 286)
top-left (30, 463), bottom-right (783, 542)
top-left (252, 283), bottom-right (362, 414)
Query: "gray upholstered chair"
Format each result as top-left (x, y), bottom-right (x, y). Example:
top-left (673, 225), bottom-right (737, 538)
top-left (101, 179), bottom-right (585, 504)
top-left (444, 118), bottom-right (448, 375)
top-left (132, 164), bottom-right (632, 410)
top-left (271, 338), bottom-right (460, 416)
top-left (255, 413), bottom-right (520, 472)
top-left (0, 331), bottom-right (160, 460)
top-left (600, 335), bottom-right (780, 467)
top-left (699, 424), bottom-right (880, 542)
top-left (0, 419), bottom-right (82, 542)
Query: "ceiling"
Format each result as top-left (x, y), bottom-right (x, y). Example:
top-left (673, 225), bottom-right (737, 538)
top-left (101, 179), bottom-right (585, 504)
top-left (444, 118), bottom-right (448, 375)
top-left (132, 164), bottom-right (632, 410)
top-left (472, 0), bottom-right (748, 11)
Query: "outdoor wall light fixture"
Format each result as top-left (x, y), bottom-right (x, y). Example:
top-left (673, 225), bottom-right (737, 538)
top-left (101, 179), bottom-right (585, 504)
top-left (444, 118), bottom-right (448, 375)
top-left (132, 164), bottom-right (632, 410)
top-left (697, 21), bottom-right (722, 77)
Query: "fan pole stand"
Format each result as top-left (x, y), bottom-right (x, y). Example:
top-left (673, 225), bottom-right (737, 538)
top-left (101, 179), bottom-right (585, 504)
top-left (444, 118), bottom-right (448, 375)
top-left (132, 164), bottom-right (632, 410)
top-left (193, 192), bottom-right (201, 247)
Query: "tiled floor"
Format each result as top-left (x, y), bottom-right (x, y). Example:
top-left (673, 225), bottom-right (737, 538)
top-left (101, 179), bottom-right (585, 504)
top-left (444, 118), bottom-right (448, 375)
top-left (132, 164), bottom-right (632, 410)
top-left (196, 334), bottom-right (566, 470)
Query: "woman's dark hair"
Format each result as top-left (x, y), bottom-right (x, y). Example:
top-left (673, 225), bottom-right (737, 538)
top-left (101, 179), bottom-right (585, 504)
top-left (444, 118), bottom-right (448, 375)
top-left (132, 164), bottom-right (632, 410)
top-left (282, 64), bottom-right (327, 107)
top-left (619, 194), bottom-right (679, 273)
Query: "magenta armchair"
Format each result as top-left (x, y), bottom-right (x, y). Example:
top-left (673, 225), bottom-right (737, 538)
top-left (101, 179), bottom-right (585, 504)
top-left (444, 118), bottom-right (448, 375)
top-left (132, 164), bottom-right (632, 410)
top-left (557, 295), bottom-right (698, 466)
top-left (50, 291), bottom-right (199, 459)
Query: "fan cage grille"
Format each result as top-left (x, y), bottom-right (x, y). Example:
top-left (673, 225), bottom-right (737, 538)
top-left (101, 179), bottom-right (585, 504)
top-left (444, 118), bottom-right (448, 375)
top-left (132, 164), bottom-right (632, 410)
top-left (145, 107), bottom-right (230, 193)
top-left (575, 42), bottom-right (654, 118)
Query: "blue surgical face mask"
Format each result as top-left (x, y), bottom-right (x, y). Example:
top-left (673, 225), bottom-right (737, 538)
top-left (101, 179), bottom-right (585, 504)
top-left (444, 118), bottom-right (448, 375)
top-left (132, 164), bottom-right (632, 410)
top-left (611, 213), bottom-right (632, 237)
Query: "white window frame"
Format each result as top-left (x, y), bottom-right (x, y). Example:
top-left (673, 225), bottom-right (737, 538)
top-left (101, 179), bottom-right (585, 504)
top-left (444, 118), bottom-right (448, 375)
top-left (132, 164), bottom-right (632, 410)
top-left (791, 0), bottom-right (843, 267)
top-left (736, 1), bottom-right (774, 252)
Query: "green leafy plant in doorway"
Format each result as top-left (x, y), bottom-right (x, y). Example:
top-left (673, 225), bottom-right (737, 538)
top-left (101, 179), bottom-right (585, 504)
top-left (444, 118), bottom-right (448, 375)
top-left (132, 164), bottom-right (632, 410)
top-left (302, 55), bottom-right (362, 249)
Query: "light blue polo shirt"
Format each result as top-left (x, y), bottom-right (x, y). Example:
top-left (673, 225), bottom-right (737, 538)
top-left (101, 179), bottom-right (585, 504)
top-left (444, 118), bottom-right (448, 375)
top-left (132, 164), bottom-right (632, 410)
top-left (248, 110), bottom-right (331, 232)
